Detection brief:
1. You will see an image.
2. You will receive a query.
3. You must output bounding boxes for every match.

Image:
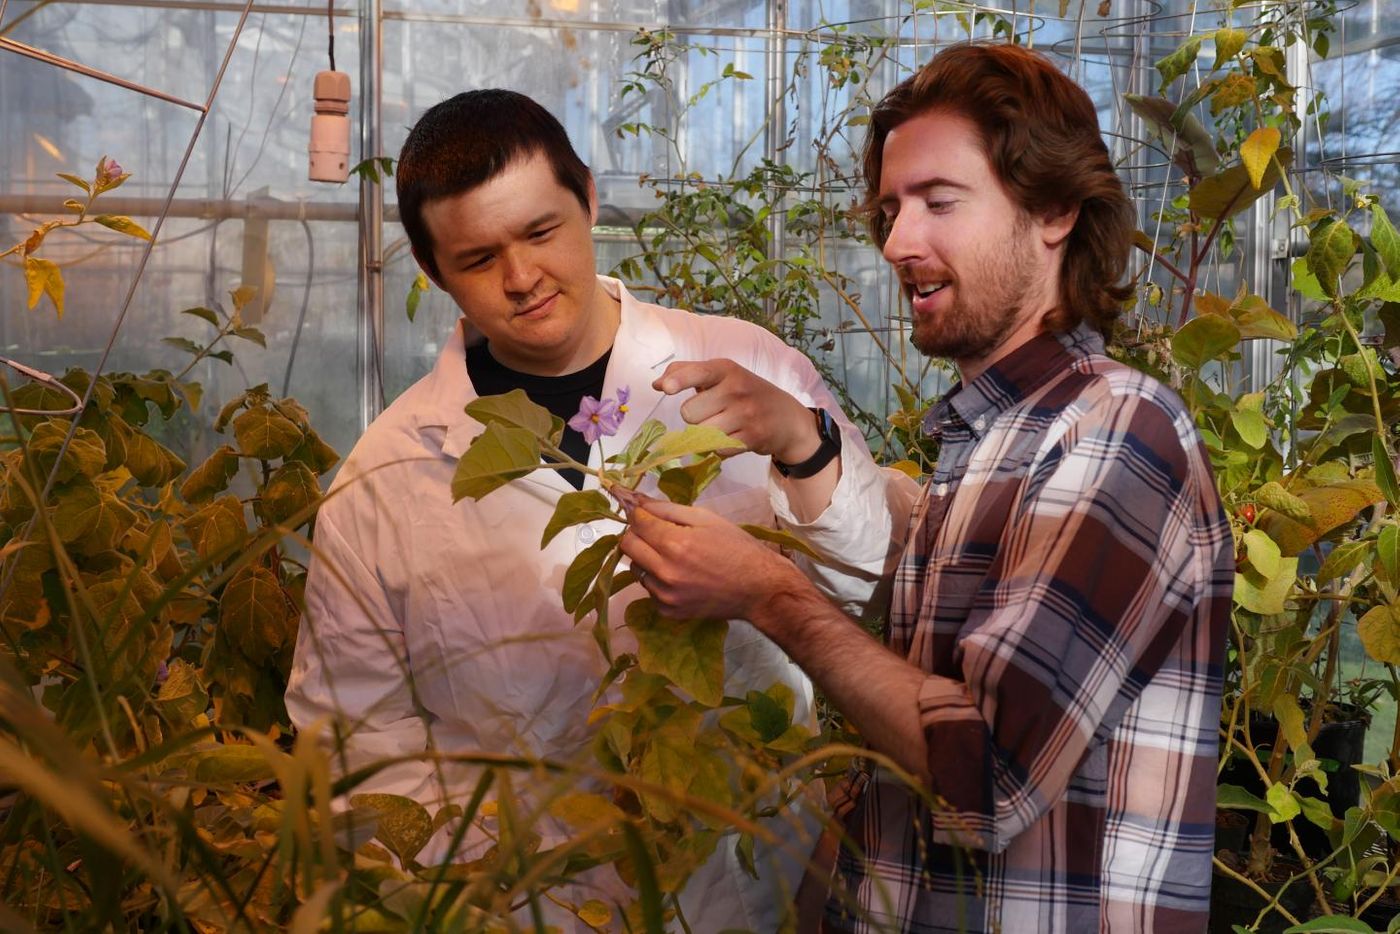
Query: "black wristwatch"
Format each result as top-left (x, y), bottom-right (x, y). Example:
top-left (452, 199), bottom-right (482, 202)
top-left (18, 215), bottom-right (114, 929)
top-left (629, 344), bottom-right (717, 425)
top-left (774, 407), bottom-right (842, 479)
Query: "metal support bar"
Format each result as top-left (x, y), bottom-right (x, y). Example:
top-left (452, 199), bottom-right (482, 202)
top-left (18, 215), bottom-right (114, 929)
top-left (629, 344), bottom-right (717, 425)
top-left (0, 36), bottom-right (206, 111)
top-left (0, 193), bottom-right (387, 222)
top-left (357, 0), bottom-right (384, 431)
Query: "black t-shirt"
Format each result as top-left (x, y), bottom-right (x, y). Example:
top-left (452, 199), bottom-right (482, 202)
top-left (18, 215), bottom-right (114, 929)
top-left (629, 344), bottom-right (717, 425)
top-left (465, 341), bottom-right (611, 491)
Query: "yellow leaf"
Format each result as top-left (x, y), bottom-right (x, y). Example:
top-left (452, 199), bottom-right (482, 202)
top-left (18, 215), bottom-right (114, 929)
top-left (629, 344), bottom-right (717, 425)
top-left (23, 256), bottom-right (64, 317)
top-left (578, 900), bottom-right (612, 929)
top-left (1358, 604), bottom-right (1400, 665)
top-left (93, 214), bottom-right (152, 241)
top-left (230, 284), bottom-right (258, 311)
top-left (1241, 127), bottom-right (1281, 190)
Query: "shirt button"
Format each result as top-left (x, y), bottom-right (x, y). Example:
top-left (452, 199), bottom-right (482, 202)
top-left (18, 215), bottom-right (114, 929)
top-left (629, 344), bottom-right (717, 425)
top-left (935, 483), bottom-right (949, 496)
top-left (973, 416), bottom-right (987, 431)
top-left (578, 525), bottom-right (596, 544)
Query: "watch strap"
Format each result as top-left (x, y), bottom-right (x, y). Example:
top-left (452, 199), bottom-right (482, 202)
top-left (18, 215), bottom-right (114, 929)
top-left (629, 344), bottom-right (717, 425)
top-left (773, 407), bottom-right (841, 479)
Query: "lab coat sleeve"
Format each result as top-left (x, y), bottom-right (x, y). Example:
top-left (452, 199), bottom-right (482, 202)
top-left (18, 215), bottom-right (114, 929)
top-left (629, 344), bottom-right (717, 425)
top-left (751, 335), bottom-right (923, 619)
top-left (285, 506), bottom-right (448, 808)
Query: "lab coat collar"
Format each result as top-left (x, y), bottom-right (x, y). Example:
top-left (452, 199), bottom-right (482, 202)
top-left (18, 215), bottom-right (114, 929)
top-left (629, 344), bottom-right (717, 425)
top-left (426, 276), bottom-right (677, 492)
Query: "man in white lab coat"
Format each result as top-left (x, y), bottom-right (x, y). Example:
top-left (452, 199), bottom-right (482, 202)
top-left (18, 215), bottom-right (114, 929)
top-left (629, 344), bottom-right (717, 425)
top-left (285, 89), bottom-right (879, 931)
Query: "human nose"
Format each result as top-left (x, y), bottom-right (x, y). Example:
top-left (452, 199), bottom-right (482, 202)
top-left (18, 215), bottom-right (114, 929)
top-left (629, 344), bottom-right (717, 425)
top-left (881, 209), bottom-right (925, 267)
top-left (500, 247), bottom-right (541, 295)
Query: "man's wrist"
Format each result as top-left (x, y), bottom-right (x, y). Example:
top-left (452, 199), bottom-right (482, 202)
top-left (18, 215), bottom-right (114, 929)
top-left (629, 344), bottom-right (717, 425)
top-left (774, 408), bottom-right (842, 479)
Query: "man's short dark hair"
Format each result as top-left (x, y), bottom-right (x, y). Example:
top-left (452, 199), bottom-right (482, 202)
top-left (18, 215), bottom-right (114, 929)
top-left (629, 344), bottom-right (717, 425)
top-left (396, 89), bottom-right (593, 281)
top-left (861, 42), bottom-right (1135, 335)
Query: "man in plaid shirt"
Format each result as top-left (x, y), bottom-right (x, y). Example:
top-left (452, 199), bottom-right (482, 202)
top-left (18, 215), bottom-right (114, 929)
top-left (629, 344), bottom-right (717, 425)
top-left (621, 42), bottom-right (1232, 932)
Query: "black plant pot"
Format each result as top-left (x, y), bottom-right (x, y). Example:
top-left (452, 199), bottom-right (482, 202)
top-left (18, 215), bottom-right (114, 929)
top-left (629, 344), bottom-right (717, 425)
top-left (1219, 704), bottom-right (1370, 859)
top-left (1210, 858), bottom-right (1316, 934)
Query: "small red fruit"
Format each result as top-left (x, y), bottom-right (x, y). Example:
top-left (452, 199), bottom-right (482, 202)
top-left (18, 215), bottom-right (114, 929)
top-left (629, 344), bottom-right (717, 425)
top-left (1240, 503), bottom-right (1257, 525)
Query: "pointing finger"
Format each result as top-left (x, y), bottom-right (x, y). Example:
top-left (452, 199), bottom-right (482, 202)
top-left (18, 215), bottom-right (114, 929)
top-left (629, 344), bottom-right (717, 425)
top-left (653, 360), bottom-right (730, 395)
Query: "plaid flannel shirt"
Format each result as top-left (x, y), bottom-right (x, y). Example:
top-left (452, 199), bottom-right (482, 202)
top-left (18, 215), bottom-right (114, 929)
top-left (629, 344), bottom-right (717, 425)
top-left (826, 323), bottom-right (1232, 933)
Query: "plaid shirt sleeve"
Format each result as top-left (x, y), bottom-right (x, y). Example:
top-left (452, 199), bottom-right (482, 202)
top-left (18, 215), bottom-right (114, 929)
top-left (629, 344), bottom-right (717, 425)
top-left (916, 374), bottom-right (1220, 853)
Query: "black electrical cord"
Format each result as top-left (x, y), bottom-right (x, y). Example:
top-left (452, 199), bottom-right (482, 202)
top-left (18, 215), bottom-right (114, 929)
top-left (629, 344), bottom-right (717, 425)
top-left (326, 0), bottom-right (335, 72)
top-left (281, 218), bottom-right (315, 398)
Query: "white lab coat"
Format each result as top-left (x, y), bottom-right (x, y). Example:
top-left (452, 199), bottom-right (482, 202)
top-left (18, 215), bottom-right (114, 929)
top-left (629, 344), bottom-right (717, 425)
top-left (287, 277), bottom-right (853, 931)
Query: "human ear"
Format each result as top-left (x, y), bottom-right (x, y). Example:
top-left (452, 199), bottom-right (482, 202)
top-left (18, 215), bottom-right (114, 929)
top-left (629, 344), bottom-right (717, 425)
top-left (587, 176), bottom-right (599, 226)
top-left (1041, 204), bottom-right (1079, 249)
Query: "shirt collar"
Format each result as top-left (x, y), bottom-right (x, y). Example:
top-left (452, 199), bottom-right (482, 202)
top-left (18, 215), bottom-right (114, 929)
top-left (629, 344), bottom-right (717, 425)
top-left (922, 320), bottom-right (1105, 440)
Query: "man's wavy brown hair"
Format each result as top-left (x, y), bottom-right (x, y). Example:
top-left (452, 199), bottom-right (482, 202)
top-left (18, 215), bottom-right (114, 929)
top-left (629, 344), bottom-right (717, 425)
top-left (861, 42), bottom-right (1135, 335)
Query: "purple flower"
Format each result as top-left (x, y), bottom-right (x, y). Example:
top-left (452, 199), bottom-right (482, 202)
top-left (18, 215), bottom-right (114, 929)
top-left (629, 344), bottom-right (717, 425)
top-left (155, 660), bottom-right (169, 684)
top-left (568, 388), bottom-right (629, 444)
top-left (98, 156), bottom-right (122, 181)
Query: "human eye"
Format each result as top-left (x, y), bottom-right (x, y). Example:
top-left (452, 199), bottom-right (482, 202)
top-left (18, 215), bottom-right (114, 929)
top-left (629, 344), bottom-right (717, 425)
top-left (528, 224), bottom-right (559, 241)
top-left (925, 199), bottom-right (954, 214)
top-left (461, 253), bottom-right (492, 272)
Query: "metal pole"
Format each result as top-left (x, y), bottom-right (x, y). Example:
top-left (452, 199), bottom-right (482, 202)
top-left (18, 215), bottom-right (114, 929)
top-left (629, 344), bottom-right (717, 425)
top-left (358, 0), bottom-right (385, 431)
top-left (764, 0), bottom-right (786, 333)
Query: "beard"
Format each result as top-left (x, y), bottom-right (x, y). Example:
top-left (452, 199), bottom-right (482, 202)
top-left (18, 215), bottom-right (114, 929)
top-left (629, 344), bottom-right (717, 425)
top-left (908, 217), bottom-right (1040, 365)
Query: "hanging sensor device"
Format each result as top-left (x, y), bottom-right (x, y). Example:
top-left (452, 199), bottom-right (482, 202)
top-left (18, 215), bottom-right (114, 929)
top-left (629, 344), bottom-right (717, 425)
top-left (309, 70), bottom-right (351, 183)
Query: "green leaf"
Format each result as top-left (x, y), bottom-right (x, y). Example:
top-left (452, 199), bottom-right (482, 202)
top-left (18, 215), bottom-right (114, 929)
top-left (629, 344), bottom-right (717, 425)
top-left (1307, 219), bottom-right (1358, 298)
top-left (124, 429), bottom-right (186, 487)
top-left (1282, 917), bottom-right (1381, 933)
top-left (1240, 127), bottom-right (1280, 190)
top-left (1357, 604), bottom-right (1400, 665)
top-left (155, 659), bottom-right (209, 725)
top-left (28, 422), bottom-right (106, 483)
top-left (93, 214), bottom-right (152, 241)
top-left (181, 306), bottom-right (220, 326)
top-left (465, 389), bottom-right (559, 439)
top-left (612, 418), bottom-right (668, 469)
top-left (50, 480), bottom-right (103, 543)
top-left (180, 444), bottom-right (241, 503)
top-left (190, 744), bottom-right (278, 783)
top-left (1155, 36), bottom-right (1201, 91)
top-left (260, 460), bottom-right (321, 527)
top-left (1213, 28), bottom-right (1247, 69)
top-left (231, 326), bottom-right (266, 347)
top-left (1254, 481), bottom-right (1311, 522)
top-left (161, 336), bottom-right (203, 357)
top-left (1189, 149), bottom-right (1290, 220)
top-left (349, 793), bottom-right (434, 865)
top-left (562, 534), bottom-right (621, 614)
top-left (1266, 782), bottom-right (1301, 823)
top-left (57, 172), bottom-right (90, 193)
top-left (636, 705), bottom-right (701, 823)
top-left (1375, 436), bottom-right (1400, 508)
top-left (1172, 314), bottom-right (1241, 368)
top-left (24, 256), bottom-right (64, 317)
top-left (1231, 408), bottom-right (1270, 449)
top-left (625, 600), bottom-right (728, 707)
top-left (406, 272), bottom-right (428, 323)
top-left (1234, 303), bottom-right (1298, 341)
top-left (220, 565), bottom-right (292, 663)
top-left (1273, 694), bottom-right (1308, 757)
top-left (232, 407), bottom-right (304, 460)
top-left (183, 495), bottom-right (248, 562)
top-left (1234, 556), bottom-right (1297, 615)
top-left (451, 422), bottom-right (542, 502)
top-left (1242, 528), bottom-right (1282, 577)
top-left (1316, 539), bottom-right (1371, 583)
top-left (1372, 204), bottom-right (1400, 282)
top-left (1217, 783), bottom-right (1273, 813)
top-left (636, 425), bottom-right (745, 472)
top-left (738, 523), bottom-right (825, 562)
top-left (656, 455), bottom-right (723, 505)
top-left (1378, 525), bottom-right (1400, 586)
top-left (282, 430), bottom-right (338, 479)
top-left (541, 489), bottom-right (618, 548)
top-left (1291, 257), bottom-right (1329, 301)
